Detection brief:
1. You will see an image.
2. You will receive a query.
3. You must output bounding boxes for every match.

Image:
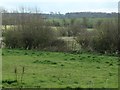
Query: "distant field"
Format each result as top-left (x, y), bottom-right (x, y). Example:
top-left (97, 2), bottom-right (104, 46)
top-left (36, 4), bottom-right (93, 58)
top-left (2, 25), bottom-right (16, 30)
top-left (2, 17), bottom-right (111, 31)
top-left (47, 17), bottom-right (114, 26)
top-left (2, 49), bottom-right (118, 88)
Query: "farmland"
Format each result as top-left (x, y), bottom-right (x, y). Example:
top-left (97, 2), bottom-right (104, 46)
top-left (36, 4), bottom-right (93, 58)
top-left (2, 49), bottom-right (119, 88)
top-left (1, 11), bottom-right (119, 89)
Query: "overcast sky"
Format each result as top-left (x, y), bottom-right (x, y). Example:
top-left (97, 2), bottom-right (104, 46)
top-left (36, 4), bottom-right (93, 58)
top-left (0, 0), bottom-right (119, 14)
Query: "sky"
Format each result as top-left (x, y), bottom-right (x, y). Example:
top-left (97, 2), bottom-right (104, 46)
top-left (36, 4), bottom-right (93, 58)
top-left (0, 0), bottom-right (119, 14)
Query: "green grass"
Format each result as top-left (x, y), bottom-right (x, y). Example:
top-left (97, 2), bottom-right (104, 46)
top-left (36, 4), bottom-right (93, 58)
top-left (2, 49), bottom-right (119, 88)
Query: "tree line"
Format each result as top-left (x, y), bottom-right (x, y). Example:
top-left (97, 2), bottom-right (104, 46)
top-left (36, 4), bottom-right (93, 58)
top-left (2, 12), bottom-right (117, 20)
top-left (2, 8), bottom-right (120, 55)
top-left (2, 9), bottom-right (67, 51)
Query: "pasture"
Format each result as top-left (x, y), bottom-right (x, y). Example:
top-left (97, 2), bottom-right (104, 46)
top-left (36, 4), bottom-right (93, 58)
top-left (2, 49), bottom-right (119, 88)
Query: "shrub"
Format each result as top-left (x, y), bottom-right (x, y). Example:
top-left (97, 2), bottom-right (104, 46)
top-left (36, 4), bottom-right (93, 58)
top-left (48, 39), bottom-right (68, 52)
top-left (3, 12), bottom-right (57, 50)
top-left (92, 19), bottom-right (118, 54)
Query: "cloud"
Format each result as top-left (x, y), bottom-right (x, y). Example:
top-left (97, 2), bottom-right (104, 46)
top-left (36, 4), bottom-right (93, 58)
top-left (0, 0), bottom-right (119, 3)
top-left (0, 0), bottom-right (118, 13)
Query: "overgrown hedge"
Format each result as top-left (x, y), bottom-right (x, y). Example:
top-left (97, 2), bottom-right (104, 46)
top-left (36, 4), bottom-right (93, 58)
top-left (76, 19), bottom-right (119, 54)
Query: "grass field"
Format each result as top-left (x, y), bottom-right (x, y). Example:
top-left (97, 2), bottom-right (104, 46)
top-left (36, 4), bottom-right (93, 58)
top-left (2, 49), bottom-right (119, 88)
top-left (47, 17), bottom-right (114, 26)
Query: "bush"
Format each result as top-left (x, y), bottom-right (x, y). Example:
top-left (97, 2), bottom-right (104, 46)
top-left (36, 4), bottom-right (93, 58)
top-left (76, 30), bottom-right (97, 51)
top-left (76, 18), bottom-right (119, 54)
top-left (91, 19), bottom-right (118, 54)
top-left (47, 39), bottom-right (68, 52)
top-left (3, 12), bottom-right (57, 50)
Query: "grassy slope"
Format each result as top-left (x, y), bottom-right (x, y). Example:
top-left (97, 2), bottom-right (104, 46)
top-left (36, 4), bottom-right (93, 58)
top-left (2, 49), bottom-right (118, 88)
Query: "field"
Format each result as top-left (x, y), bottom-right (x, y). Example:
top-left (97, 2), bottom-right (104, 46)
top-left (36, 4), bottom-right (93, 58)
top-left (47, 17), bottom-right (115, 27)
top-left (2, 17), bottom-right (113, 30)
top-left (2, 49), bottom-right (119, 88)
